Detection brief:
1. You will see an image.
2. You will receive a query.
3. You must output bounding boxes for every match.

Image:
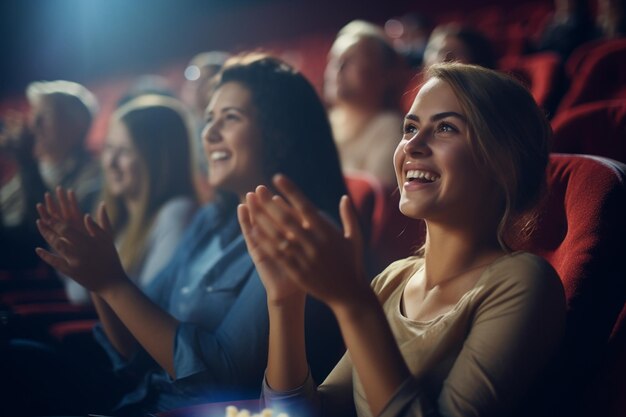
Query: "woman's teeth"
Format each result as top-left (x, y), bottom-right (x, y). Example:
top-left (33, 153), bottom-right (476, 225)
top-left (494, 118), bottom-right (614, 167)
top-left (210, 150), bottom-right (229, 161)
top-left (406, 169), bottom-right (440, 182)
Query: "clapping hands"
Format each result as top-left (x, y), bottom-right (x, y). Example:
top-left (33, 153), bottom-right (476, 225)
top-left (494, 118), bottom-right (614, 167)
top-left (238, 175), bottom-right (369, 311)
top-left (35, 187), bottom-right (128, 295)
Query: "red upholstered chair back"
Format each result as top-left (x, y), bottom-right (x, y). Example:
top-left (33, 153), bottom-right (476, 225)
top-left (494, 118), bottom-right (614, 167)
top-left (498, 51), bottom-right (565, 115)
top-left (344, 173), bottom-right (386, 251)
top-left (551, 99), bottom-right (626, 164)
top-left (565, 39), bottom-right (610, 80)
top-left (509, 154), bottom-right (626, 416)
top-left (345, 173), bottom-right (425, 276)
top-left (556, 39), bottom-right (626, 115)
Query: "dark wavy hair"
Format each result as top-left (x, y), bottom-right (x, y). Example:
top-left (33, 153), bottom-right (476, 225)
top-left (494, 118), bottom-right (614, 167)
top-left (213, 54), bottom-right (347, 221)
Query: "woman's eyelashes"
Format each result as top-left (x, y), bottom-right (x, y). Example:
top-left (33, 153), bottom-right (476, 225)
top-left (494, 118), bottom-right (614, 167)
top-left (224, 111), bottom-right (241, 122)
top-left (435, 121), bottom-right (458, 135)
top-left (402, 120), bottom-right (459, 139)
top-left (205, 110), bottom-right (242, 126)
top-left (403, 122), bottom-right (418, 137)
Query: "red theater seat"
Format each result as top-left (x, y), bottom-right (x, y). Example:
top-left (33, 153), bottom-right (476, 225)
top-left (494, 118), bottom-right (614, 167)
top-left (509, 154), bottom-right (626, 417)
top-left (565, 39), bottom-right (610, 80)
top-left (551, 99), bottom-right (626, 163)
top-left (556, 39), bottom-right (626, 115)
top-left (345, 173), bottom-right (425, 276)
top-left (498, 51), bottom-right (564, 116)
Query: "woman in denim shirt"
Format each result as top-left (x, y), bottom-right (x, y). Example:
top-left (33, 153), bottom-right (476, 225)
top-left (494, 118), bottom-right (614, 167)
top-left (33, 55), bottom-right (347, 416)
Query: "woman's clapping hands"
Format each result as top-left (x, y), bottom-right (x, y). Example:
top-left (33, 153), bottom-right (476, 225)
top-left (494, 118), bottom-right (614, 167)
top-left (36, 187), bottom-right (128, 295)
top-left (238, 175), bottom-right (369, 311)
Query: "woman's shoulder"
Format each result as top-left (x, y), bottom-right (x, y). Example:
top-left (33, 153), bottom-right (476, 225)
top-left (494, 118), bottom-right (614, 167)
top-left (371, 256), bottom-right (424, 301)
top-left (478, 251), bottom-right (565, 306)
top-left (151, 196), bottom-right (198, 231)
top-left (156, 196), bottom-right (198, 218)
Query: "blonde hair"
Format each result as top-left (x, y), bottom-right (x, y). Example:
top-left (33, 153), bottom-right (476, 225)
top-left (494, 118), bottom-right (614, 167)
top-left (103, 94), bottom-right (196, 273)
top-left (425, 63), bottom-right (552, 249)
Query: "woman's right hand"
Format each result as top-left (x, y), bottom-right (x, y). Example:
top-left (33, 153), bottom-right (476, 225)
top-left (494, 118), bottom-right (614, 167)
top-left (35, 187), bottom-right (129, 295)
top-left (238, 176), bottom-right (368, 313)
top-left (238, 193), bottom-right (305, 305)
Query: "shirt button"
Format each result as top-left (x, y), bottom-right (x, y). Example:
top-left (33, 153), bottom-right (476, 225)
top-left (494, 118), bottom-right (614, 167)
top-left (206, 285), bottom-right (214, 292)
top-left (181, 286), bottom-right (191, 295)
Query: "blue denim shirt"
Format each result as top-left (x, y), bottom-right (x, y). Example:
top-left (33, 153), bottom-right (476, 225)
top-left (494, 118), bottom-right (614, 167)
top-left (94, 201), bottom-right (270, 412)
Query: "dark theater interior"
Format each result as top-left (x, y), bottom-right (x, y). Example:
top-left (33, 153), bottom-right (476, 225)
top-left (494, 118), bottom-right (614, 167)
top-left (0, 0), bottom-right (625, 416)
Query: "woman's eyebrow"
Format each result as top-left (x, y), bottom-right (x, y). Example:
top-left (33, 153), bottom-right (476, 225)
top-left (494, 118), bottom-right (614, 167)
top-left (204, 106), bottom-right (245, 118)
top-left (404, 111), bottom-right (467, 123)
top-left (221, 106), bottom-right (243, 112)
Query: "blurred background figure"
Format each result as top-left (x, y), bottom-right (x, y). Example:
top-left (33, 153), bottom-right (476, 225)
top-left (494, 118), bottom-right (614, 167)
top-left (536, 0), bottom-right (598, 60)
top-left (0, 80), bottom-right (102, 270)
top-left (423, 23), bottom-right (497, 69)
top-left (385, 12), bottom-right (434, 69)
top-left (596, 0), bottom-right (626, 39)
top-left (180, 51), bottom-right (230, 203)
top-left (115, 74), bottom-right (177, 108)
top-left (64, 94), bottom-right (198, 305)
top-left (324, 20), bottom-right (407, 187)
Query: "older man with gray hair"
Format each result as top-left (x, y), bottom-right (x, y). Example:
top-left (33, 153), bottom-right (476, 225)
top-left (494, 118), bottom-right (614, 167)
top-left (0, 80), bottom-right (102, 269)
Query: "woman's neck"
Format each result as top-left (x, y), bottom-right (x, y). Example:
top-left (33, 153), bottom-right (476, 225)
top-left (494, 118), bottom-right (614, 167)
top-left (421, 222), bottom-right (504, 290)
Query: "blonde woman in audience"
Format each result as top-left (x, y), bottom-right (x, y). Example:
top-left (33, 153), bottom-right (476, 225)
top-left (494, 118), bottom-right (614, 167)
top-left (325, 20), bottom-right (407, 187)
top-left (64, 94), bottom-right (198, 304)
top-left (239, 62), bottom-right (566, 417)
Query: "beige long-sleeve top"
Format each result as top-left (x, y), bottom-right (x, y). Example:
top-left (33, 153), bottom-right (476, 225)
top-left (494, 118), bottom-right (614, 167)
top-left (263, 251), bottom-right (566, 417)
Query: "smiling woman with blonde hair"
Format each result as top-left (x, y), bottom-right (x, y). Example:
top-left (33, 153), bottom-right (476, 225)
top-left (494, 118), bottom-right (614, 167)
top-left (239, 62), bottom-right (565, 417)
top-left (64, 94), bottom-right (198, 304)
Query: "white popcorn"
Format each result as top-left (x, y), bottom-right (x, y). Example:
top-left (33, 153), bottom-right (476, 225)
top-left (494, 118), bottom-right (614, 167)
top-left (226, 405), bottom-right (239, 417)
top-left (224, 406), bottom-right (289, 417)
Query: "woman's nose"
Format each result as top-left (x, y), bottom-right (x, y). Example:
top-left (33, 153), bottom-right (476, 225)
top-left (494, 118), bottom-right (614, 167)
top-left (403, 130), bottom-right (430, 156)
top-left (203, 121), bottom-right (221, 144)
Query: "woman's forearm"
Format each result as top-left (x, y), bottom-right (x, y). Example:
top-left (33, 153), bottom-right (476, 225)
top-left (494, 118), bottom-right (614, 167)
top-left (98, 280), bottom-right (180, 378)
top-left (91, 292), bottom-right (138, 359)
top-left (332, 288), bottom-right (411, 416)
top-left (265, 294), bottom-right (309, 391)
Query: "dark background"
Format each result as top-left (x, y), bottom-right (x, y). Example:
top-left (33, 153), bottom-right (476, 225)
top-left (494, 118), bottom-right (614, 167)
top-left (0, 0), bottom-right (543, 97)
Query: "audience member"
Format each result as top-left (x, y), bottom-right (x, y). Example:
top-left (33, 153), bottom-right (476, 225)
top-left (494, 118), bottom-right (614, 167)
top-left (422, 23), bottom-right (496, 69)
top-left (115, 74), bottom-right (177, 108)
top-left (239, 63), bottom-right (565, 417)
top-left (596, 0), bottom-right (626, 38)
top-left (536, 0), bottom-right (598, 60)
top-left (385, 12), bottom-right (433, 69)
top-left (0, 80), bottom-right (101, 270)
top-left (3, 54), bottom-right (345, 417)
top-left (324, 20), bottom-right (407, 187)
top-left (64, 94), bottom-right (198, 304)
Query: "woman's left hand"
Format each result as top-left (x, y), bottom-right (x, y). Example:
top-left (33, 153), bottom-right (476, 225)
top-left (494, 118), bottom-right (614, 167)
top-left (35, 187), bottom-right (128, 294)
top-left (243, 175), bottom-right (369, 311)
